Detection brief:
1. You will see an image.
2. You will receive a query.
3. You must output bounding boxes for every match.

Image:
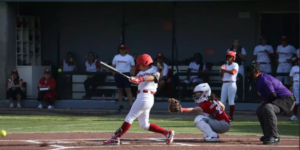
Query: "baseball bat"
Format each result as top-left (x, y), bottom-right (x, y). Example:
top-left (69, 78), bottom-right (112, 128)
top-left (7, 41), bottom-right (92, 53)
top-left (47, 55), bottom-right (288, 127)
top-left (99, 61), bottom-right (130, 79)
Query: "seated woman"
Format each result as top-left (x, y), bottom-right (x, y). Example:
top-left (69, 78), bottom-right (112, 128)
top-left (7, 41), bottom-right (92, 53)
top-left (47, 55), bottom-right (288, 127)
top-left (83, 52), bottom-right (106, 99)
top-left (7, 70), bottom-right (24, 108)
top-left (60, 52), bottom-right (77, 99)
top-left (154, 53), bottom-right (169, 95)
top-left (37, 69), bottom-right (57, 109)
top-left (179, 53), bottom-right (206, 100)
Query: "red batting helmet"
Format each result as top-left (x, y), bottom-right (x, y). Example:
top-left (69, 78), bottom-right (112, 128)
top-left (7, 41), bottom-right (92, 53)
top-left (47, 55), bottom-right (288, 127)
top-left (226, 51), bottom-right (236, 61)
top-left (136, 54), bottom-right (153, 69)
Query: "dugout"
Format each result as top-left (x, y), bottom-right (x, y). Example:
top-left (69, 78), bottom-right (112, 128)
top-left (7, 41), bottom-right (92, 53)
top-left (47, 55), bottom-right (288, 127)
top-left (0, 0), bottom-right (298, 106)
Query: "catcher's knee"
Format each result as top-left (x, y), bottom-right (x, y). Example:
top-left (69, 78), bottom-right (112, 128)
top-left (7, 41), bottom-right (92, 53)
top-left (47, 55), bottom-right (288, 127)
top-left (194, 115), bottom-right (208, 124)
top-left (139, 123), bottom-right (150, 130)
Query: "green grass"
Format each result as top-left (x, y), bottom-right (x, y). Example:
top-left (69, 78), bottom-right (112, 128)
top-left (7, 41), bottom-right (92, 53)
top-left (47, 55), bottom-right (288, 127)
top-left (0, 114), bottom-right (299, 137)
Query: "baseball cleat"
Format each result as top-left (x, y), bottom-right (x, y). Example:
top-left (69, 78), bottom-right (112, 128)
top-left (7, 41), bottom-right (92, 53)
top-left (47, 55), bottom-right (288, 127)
top-left (164, 130), bottom-right (175, 145)
top-left (289, 115), bottom-right (298, 121)
top-left (38, 104), bottom-right (43, 109)
top-left (263, 136), bottom-right (280, 145)
top-left (103, 137), bottom-right (120, 145)
top-left (204, 134), bottom-right (220, 142)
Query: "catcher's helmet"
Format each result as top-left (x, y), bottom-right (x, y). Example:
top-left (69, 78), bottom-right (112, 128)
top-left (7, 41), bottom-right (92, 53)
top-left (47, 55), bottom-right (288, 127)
top-left (226, 51), bottom-right (236, 61)
top-left (193, 83), bottom-right (211, 103)
top-left (136, 54), bottom-right (153, 69)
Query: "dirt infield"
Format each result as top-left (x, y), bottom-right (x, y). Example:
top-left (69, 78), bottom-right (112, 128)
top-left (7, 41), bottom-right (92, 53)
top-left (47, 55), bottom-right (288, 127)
top-left (0, 132), bottom-right (299, 150)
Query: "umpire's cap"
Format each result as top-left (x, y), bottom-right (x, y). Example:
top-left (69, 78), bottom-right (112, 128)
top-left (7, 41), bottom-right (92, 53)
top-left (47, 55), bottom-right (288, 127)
top-left (245, 62), bottom-right (262, 73)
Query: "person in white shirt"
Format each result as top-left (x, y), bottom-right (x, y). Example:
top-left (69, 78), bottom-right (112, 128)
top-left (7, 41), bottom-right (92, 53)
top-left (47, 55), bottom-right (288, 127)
top-left (289, 55), bottom-right (299, 121)
top-left (154, 53), bottom-right (169, 95)
top-left (180, 53), bottom-right (206, 100)
top-left (60, 52), bottom-right (77, 99)
top-left (82, 52), bottom-right (104, 99)
top-left (276, 36), bottom-right (297, 87)
top-left (220, 51), bottom-right (239, 122)
top-left (227, 39), bottom-right (246, 77)
top-left (253, 36), bottom-right (274, 73)
top-left (112, 45), bottom-right (135, 111)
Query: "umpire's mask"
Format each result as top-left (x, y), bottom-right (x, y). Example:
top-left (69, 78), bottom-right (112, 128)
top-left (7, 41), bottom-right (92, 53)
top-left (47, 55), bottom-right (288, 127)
top-left (245, 62), bottom-right (262, 82)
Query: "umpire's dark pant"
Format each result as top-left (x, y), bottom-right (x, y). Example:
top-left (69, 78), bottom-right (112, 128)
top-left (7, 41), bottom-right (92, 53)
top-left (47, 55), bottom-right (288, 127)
top-left (256, 96), bottom-right (295, 137)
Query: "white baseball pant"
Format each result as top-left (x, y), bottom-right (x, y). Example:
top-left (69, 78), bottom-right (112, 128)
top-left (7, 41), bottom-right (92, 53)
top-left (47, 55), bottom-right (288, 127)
top-left (259, 63), bottom-right (272, 73)
top-left (220, 82), bottom-right (237, 105)
top-left (124, 92), bottom-right (154, 130)
top-left (276, 63), bottom-right (292, 85)
top-left (293, 81), bottom-right (299, 105)
top-left (184, 76), bottom-right (203, 84)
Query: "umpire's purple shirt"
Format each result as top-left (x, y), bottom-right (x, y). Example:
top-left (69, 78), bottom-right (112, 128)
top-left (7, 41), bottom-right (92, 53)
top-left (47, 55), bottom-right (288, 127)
top-left (256, 73), bottom-right (293, 103)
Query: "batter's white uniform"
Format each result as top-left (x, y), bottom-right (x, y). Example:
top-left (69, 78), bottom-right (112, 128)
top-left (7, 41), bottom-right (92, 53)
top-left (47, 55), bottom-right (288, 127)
top-left (124, 66), bottom-right (159, 130)
top-left (227, 48), bottom-right (246, 76)
top-left (289, 65), bottom-right (299, 105)
top-left (220, 62), bottom-right (239, 105)
top-left (276, 45), bottom-right (297, 84)
top-left (184, 62), bottom-right (206, 84)
top-left (253, 45), bottom-right (274, 73)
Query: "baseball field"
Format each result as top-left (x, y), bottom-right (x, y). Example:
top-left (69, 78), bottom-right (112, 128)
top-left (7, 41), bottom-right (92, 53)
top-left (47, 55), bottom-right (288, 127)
top-left (0, 109), bottom-right (299, 149)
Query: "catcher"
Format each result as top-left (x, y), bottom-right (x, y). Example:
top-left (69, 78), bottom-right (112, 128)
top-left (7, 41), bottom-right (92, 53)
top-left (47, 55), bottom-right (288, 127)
top-left (168, 83), bottom-right (230, 141)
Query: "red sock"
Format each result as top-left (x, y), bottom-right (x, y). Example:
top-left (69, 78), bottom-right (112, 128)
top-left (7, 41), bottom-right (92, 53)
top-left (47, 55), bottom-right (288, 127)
top-left (293, 105), bottom-right (298, 116)
top-left (148, 123), bottom-right (167, 134)
top-left (114, 122), bottom-right (131, 138)
top-left (230, 105), bottom-right (235, 118)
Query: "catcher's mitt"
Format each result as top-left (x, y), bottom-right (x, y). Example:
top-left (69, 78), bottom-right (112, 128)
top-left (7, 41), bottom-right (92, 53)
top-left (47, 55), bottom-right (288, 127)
top-left (168, 98), bottom-right (182, 113)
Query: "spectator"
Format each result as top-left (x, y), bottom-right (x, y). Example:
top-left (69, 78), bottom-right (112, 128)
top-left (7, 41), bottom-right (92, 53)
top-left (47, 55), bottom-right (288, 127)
top-left (227, 39), bottom-right (246, 77)
top-left (37, 69), bottom-right (57, 109)
top-left (253, 36), bottom-right (274, 73)
top-left (289, 55), bottom-right (299, 121)
top-left (275, 36), bottom-right (297, 88)
top-left (112, 45), bottom-right (135, 111)
top-left (154, 53), bottom-right (169, 95)
top-left (7, 70), bottom-right (23, 108)
top-left (82, 52), bottom-right (106, 99)
top-left (179, 53), bottom-right (206, 100)
top-left (60, 52), bottom-right (77, 99)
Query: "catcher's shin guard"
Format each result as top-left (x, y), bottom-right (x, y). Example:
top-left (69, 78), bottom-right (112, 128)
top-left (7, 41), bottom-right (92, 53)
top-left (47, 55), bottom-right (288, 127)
top-left (194, 116), bottom-right (218, 139)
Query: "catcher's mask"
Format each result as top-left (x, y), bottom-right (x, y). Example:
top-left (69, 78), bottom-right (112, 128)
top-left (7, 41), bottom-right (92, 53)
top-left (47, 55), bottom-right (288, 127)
top-left (193, 83), bottom-right (211, 103)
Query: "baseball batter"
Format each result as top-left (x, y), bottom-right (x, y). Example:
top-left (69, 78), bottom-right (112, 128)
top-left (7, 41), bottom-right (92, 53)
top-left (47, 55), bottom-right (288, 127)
top-left (177, 83), bottom-right (230, 141)
top-left (276, 36), bottom-right (297, 86)
top-left (103, 54), bottom-right (175, 145)
top-left (289, 55), bottom-right (299, 121)
top-left (253, 36), bottom-right (274, 73)
top-left (220, 51), bottom-right (239, 121)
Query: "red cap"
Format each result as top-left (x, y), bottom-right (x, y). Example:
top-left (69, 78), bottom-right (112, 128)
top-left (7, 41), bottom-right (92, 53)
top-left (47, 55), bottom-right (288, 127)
top-left (11, 69), bottom-right (18, 74)
top-left (157, 53), bottom-right (164, 58)
top-left (281, 36), bottom-right (287, 41)
top-left (119, 45), bottom-right (126, 49)
top-left (44, 69), bottom-right (51, 74)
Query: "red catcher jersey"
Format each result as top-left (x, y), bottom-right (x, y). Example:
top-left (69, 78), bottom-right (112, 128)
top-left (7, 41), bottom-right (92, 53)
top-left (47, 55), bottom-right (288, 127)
top-left (199, 100), bottom-right (230, 123)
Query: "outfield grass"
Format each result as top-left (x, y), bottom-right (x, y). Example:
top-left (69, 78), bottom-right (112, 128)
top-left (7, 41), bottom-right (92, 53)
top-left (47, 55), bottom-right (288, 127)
top-left (0, 114), bottom-right (298, 137)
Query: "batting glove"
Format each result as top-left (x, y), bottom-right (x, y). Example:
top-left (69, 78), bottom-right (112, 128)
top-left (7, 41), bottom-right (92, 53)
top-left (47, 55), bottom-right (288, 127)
top-left (220, 65), bottom-right (226, 71)
top-left (130, 77), bottom-right (144, 84)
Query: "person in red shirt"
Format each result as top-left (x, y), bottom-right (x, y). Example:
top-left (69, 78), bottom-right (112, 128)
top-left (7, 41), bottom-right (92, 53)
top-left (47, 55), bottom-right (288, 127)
top-left (7, 70), bottom-right (24, 108)
top-left (180, 83), bottom-right (231, 142)
top-left (37, 69), bottom-right (57, 109)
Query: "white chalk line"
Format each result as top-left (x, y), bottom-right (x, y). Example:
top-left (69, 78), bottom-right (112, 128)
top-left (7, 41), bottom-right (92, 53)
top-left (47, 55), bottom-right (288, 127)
top-left (2, 137), bottom-right (299, 148)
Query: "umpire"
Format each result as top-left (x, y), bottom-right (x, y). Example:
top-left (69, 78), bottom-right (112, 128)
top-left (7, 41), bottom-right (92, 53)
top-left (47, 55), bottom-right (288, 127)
top-left (246, 63), bottom-right (295, 145)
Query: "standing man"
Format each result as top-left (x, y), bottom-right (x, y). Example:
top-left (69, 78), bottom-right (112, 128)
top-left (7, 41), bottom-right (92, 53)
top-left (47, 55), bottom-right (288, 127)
top-left (112, 45), bottom-right (135, 111)
top-left (246, 63), bottom-right (295, 145)
top-left (155, 53), bottom-right (168, 95)
top-left (253, 35), bottom-right (274, 73)
top-left (276, 36), bottom-right (297, 87)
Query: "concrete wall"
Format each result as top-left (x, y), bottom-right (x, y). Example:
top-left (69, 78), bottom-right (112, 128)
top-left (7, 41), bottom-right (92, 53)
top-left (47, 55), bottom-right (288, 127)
top-left (8, 1), bottom-right (300, 69)
top-left (0, 3), bottom-right (16, 100)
